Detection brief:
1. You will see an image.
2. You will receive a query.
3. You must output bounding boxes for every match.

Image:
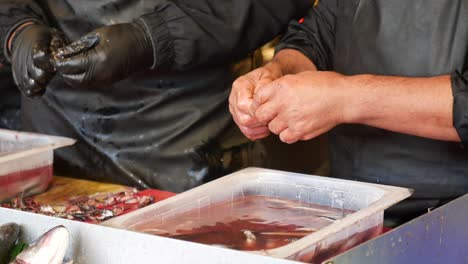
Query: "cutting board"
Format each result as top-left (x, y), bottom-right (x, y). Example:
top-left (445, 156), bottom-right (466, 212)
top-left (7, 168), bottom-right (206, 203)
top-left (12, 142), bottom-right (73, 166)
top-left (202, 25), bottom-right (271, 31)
top-left (33, 176), bottom-right (138, 205)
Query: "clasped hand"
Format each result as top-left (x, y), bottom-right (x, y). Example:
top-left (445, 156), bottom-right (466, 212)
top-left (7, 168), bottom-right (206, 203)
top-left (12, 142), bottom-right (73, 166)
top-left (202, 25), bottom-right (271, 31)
top-left (230, 64), bottom-right (347, 144)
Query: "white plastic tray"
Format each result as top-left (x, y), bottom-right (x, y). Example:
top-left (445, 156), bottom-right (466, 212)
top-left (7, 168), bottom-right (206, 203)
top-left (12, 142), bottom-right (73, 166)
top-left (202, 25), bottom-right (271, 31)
top-left (0, 129), bottom-right (75, 202)
top-left (103, 168), bottom-right (413, 263)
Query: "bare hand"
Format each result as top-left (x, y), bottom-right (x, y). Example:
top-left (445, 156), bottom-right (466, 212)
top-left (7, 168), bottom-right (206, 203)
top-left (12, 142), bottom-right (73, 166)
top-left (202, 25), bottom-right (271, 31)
top-left (253, 71), bottom-right (347, 144)
top-left (229, 61), bottom-right (283, 140)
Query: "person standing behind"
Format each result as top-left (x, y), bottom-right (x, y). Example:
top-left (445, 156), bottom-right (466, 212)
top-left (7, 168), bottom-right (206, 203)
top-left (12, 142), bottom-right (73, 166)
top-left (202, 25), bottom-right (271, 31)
top-left (0, 0), bottom-right (313, 192)
top-left (230, 0), bottom-right (468, 222)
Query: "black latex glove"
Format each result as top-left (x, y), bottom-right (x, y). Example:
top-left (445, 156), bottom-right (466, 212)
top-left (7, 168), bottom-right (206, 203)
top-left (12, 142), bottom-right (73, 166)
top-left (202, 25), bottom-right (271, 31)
top-left (11, 24), bottom-right (65, 97)
top-left (55, 23), bottom-right (153, 86)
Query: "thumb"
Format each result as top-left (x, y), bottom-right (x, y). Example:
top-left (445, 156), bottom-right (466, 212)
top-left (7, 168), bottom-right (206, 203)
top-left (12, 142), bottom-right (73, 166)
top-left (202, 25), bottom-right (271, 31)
top-left (253, 78), bottom-right (281, 106)
top-left (249, 75), bottom-right (277, 115)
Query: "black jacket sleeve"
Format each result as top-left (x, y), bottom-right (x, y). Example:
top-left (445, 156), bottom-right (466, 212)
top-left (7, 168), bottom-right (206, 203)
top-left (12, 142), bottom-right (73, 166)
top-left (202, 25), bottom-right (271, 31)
top-left (452, 70), bottom-right (468, 147)
top-left (275, 0), bottom-right (337, 71)
top-left (0, 0), bottom-right (49, 64)
top-left (1, 0), bottom-right (312, 70)
top-left (136, 0), bottom-right (313, 70)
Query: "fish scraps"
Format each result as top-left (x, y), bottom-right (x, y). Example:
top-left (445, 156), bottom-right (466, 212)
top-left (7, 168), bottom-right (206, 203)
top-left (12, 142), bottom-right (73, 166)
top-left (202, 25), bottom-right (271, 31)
top-left (2, 190), bottom-right (155, 224)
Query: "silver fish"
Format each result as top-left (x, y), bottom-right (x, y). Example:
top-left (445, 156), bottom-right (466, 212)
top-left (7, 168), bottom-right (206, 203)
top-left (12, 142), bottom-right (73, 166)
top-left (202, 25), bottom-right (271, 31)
top-left (0, 223), bottom-right (20, 264)
top-left (10, 226), bottom-right (70, 264)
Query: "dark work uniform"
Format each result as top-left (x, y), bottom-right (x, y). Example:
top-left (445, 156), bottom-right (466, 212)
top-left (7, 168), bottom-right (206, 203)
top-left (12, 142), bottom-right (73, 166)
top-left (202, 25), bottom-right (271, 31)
top-left (0, 0), bottom-right (311, 192)
top-left (0, 65), bottom-right (20, 130)
top-left (277, 0), bottom-right (468, 219)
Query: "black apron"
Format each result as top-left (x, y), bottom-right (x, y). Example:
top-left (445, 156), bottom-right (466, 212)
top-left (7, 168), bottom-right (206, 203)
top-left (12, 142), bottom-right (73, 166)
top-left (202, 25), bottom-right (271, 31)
top-left (21, 0), bottom-right (268, 192)
top-left (0, 66), bottom-right (20, 130)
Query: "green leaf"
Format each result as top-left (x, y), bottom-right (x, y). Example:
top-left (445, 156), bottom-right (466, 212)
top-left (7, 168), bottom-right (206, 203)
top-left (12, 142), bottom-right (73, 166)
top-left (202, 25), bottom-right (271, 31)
top-left (9, 242), bottom-right (28, 262)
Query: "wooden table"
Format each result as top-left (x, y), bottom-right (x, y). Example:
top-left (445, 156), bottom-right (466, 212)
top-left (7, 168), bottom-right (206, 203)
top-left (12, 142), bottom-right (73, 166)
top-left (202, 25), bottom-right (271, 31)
top-left (32, 176), bottom-right (150, 205)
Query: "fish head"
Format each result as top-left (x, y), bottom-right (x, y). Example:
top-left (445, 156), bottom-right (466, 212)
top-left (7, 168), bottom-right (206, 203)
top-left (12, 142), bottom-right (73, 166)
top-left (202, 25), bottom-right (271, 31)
top-left (1, 223), bottom-right (20, 264)
top-left (11, 226), bottom-right (69, 264)
top-left (0, 223), bottom-right (20, 242)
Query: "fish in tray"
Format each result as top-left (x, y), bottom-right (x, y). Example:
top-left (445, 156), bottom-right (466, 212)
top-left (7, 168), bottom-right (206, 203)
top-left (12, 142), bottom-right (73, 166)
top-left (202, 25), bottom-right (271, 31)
top-left (9, 226), bottom-right (72, 264)
top-left (0, 223), bottom-right (20, 264)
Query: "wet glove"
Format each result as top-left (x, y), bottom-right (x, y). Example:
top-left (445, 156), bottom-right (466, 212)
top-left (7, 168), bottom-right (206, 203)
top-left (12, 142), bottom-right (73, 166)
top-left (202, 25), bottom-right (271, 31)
top-left (10, 24), bottom-right (65, 97)
top-left (54, 23), bottom-right (153, 86)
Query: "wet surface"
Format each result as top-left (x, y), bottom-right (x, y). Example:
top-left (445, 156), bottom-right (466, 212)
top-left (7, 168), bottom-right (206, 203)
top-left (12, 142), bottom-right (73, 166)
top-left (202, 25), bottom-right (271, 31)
top-left (134, 195), bottom-right (355, 251)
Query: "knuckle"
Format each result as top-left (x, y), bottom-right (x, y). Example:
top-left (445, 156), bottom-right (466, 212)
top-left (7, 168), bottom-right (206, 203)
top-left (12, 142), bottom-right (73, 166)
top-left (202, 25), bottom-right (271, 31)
top-left (237, 97), bottom-right (249, 106)
top-left (237, 100), bottom-right (251, 112)
top-left (238, 114), bottom-right (253, 126)
top-left (232, 77), bottom-right (249, 89)
top-left (282, 74), bottom-right (292, 80)
top-left (250, 67), bottom-right (265, 78)
top-left (282, 74), bottom-right (296, 81)
top-left (291, 121), bottom-right (306, 133)
top-left (232, 78), bottom-right (243, 89)
top-left (279, 74), bottom-right (295, 87)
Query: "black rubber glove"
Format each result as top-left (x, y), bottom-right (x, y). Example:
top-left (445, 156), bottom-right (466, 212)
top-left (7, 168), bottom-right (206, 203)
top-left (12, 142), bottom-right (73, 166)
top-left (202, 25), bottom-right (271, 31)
top-left (10, 24), bottom-right (65, 97)
top-left (55, 23), bottom-right (153, 86)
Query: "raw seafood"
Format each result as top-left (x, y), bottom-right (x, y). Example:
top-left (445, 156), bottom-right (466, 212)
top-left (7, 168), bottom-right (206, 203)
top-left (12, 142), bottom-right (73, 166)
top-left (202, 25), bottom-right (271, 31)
top-left (2, 190), bottom-right (155, 224)
top-left (9, 226), bottom-right (70, 264)
top-left (55, 33), bottom-right (100, 59)
top-left (0, 223), bottom-right (20, 264)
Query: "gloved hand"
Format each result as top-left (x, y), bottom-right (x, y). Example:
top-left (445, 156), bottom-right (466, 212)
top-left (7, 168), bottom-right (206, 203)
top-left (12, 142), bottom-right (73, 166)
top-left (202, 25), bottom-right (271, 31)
top-left (10, 24), bottom-right (65, 97)
top-left (54, 23), bottom-right (153, 86)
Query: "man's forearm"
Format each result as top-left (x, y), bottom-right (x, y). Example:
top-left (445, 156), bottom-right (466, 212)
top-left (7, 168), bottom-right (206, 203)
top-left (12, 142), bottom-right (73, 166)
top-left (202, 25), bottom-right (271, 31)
top-left (266, 49), bottom-right (459, 142)
top-left (273, 49), bottom-right (317, 75)
top-left (343, 74), bottom-right (460, 142)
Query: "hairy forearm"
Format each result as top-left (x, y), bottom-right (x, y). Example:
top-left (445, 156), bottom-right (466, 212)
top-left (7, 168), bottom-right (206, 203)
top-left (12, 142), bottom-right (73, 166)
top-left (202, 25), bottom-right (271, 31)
top-left (273, 49), bottom-right (317, 75)
top-left (343, 74), bottom-right (460, 142)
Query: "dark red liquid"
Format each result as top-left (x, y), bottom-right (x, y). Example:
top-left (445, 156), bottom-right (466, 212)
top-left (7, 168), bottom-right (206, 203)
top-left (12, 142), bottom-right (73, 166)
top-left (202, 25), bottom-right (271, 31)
top-left (0, 165), bottom-right (52, 201)
top-left (133, 195), bottom-right (355, 251)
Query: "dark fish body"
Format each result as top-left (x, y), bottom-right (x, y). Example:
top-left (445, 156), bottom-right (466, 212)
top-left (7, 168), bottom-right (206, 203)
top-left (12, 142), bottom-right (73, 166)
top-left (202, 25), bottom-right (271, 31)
top-left (0, 223), bottom-right (20, 264)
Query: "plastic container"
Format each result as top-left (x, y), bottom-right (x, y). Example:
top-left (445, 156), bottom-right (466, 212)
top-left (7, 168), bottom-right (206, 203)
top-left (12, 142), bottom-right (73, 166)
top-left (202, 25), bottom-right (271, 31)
top-left (103, 168), bottom-right (412, 263)
top-left (0, 129), bottom-right (75, 202)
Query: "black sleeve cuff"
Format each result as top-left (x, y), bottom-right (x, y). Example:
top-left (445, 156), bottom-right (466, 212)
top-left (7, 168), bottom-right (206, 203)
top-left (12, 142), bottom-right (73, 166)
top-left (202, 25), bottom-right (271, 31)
top-left (1, 18), bottom-right (42, 64)
top-left (451, 70), bottom-right (468, 147)
top-left (136, 13), bottom-right (174, 70)
top-left (275, 41), bottom-right (330, 71)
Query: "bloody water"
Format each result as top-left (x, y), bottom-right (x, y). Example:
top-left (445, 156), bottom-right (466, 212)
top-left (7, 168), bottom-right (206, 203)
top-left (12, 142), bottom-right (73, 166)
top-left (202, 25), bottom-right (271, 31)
top-left (0, 165), bottom-right (53, 201)
top-left (133, 195), bottom-right (355, 251)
